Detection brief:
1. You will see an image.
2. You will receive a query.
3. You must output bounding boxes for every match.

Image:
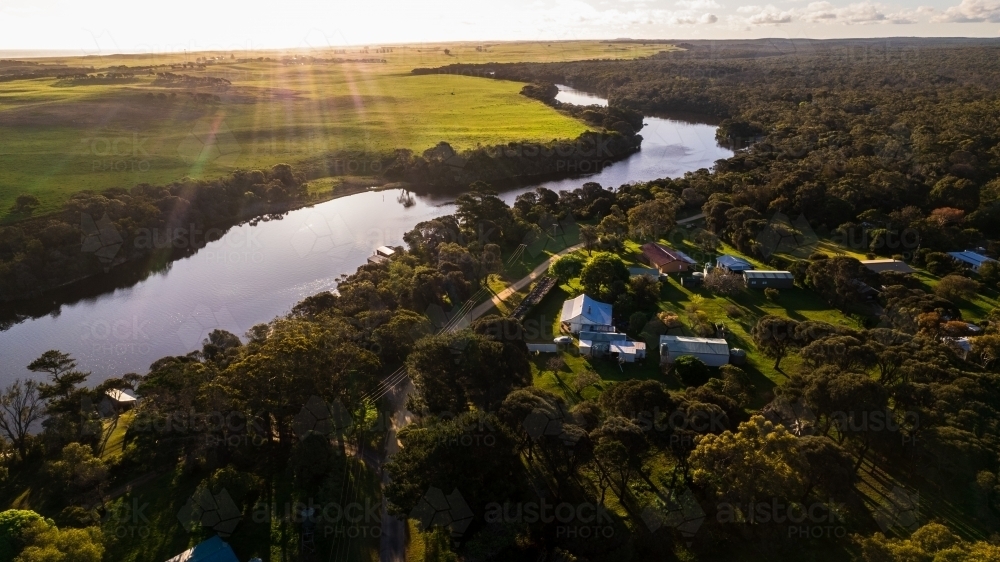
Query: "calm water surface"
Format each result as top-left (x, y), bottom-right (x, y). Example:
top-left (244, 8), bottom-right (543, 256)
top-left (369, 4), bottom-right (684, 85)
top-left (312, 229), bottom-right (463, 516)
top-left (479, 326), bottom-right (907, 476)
top-left (0, 86), bottom-right (732, 385)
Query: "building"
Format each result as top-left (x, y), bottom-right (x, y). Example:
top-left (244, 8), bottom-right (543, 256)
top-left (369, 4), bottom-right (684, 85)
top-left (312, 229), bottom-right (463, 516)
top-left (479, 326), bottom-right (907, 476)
top-left (99, 388), bottom-right (137, 417)
top-left (743, 270), bottom-right (795, 289)
top-left (165, 536), bottom-right (240, 562)
top-left (628, 266), bottom-right (661, 278)
top-left (948, 250), bottom-right (996, 272)
top-left (560, 295), bottom-right (613, 334)
top-left (861, 259), bottom-right (914, 274)
top-left (716, 254), bottom-right (755, 273)
top-left (659, 335), bottom-right (730, 367)
top-left (640, 242), bottom-right (697, 274)
top-left (579, 331), bottom-right (646, 362)
top-left (367, 245), bottom-right (396, 265)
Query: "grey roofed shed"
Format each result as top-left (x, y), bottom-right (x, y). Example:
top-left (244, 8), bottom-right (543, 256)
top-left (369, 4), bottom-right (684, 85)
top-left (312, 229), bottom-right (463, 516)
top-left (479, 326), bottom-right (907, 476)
top-left (743, 270), bottom-right (794, 289)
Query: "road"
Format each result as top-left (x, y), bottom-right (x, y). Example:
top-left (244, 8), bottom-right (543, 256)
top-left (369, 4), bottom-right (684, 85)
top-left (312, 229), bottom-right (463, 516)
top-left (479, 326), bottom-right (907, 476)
top-left (377, 214), bottom-right (706, 560)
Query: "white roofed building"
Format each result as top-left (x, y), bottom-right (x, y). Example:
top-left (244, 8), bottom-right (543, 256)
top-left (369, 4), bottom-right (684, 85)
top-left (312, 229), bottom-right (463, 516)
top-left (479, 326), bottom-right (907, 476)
top-left (659, 335), bottom-right (730, 367)
top-left (560, 295), bottom-right (613, 334)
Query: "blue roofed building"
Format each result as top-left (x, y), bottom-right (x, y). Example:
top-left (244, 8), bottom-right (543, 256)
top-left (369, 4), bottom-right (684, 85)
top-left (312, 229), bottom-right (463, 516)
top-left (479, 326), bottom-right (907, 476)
top-left (716, 255), bottom-right (755, 273)
top-left (165, 536), bottom-right (240, 562)
top-left (948, 250), bottom-right (995, 272)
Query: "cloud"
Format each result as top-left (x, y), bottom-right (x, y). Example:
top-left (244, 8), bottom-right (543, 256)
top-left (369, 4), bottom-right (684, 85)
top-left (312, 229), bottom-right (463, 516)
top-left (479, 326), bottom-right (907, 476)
top-left (800, 1), bottom-right (919, 24)
top-left (701, 12), bottom-right (720, 22)
top-left (675, 0), bottom-right (721, 8)
top-left (746, 4), bottom-right (794, 24)
top-left (931, 0), bottom-right (1000, 22)
top-left (737, 5), bottom-right (762, 13)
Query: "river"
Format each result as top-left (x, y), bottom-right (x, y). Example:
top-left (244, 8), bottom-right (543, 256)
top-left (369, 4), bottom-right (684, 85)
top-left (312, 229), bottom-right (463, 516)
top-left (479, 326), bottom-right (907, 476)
top-left (0, 85), bottom-right (732, 386)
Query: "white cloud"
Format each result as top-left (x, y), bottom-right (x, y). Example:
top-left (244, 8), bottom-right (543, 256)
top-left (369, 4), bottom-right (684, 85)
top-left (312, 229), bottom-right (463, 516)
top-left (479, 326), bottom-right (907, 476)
top-left (931, 0), bottom-right (1000, 22)
top-left (675, 0), bottom-right (721, 8)
top-left (701, 12), bottom-right (720, 22)
top-left (737, 5), bottom-right (763, 13)
top-left (746, 4), bottom-right (794, 24)
top-left (800, 1), bottom-right (919, 24)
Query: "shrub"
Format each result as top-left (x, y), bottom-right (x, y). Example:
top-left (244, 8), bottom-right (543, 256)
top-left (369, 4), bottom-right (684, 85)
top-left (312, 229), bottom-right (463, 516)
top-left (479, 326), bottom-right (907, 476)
top-left (658, 312), bottom-right (682, 329)
top-left (809, 252), bottom-right (829, 261)
top-left (764, 288), bottom-right (779, 301)
top-left (935, 274), bottom-right (981, 302)
top-left (674, 356), bottom-right (711, 387)
top-left (628, 312), bottom-right (648, 335)
top-left (724, 304), bottom-right (744, 318)
top-left (704, 269), bottom-right (745, 296)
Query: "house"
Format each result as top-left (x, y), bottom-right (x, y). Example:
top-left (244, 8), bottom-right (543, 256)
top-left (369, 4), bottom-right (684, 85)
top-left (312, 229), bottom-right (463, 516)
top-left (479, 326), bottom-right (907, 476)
top-left (948, 250), bottom-right (995, 272)
top-left (165, 536), bottom-right (240, 562)
top-left (99, 388), bottom-right (137, 417)
top-left (659, 335), bottom-right (730, 367)
top-left (560, 295), bottom-right (613, 334)
top-left (861, 259), bottom-right (914, 274)
top-left (640, 242), bottom-right (697, 274)
top-left (368, 245), bottom-right (396, 265)
top-left (743, 270), bottom-right (795, 289)
top-left (716, 254), bottom-right (755, 273)
top-left (579, 331), bottom-right (645, 362)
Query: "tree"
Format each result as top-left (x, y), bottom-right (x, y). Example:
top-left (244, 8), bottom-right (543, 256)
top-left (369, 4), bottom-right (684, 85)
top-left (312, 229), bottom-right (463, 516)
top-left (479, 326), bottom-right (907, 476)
top-left (579, 252), bottom-right (629, 302)
top-left (934, 274), bottom-right (980, 302)
top-left (13, 518), bottom-right (103, 562)
top-left (690, 415), bottom-right (808, 506)
top-left (547, 253), bottom-right (585, 282)
top-left (0, 380), bottom-right (45, 460)
top-left (805, 256), bottom-right (879, 310)
top-left (572, 370), bottom-right (601, 395)
top-left (751, 316), bottom-right (800, 369)
top-left (703, 268), bottom-right (745, 296)
top-left (45, 443), bottom-right (108, 496)
top-left (978, 259), bottom-right (1000, 286)
top-left (1, 510), bottom-right (46, 561)
top-left (627, 198), bottom-right (677, 240)
top-left (674, 355), bottom-right (710, 387)
top-left (579, 225), bottom-right (598, 255)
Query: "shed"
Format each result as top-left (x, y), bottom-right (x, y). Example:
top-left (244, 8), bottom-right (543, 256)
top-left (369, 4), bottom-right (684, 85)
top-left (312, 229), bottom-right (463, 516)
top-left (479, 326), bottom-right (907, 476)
top-left (165, 536), bottom-right (240, 562)
top-left (527, 343), bottom-right (558, 353)
top-left (375, 246), bottom-right (395, 257)
top-left (947, 251), bottom-right (995, 272)
top-left (716, 255), bottom-right (755, 273)
top-left (560, 295), bottom-right (613, 334)
top-left (861, 259), bottom-right (914, 274)
top-left (640, 242), bottom-right (697, 274)
top-left (610, 341), bottom-right (646, 363)
top-left (579, 331), bottom-right (627, 359)
top-left (659, 335), bottom-right (730, 367)
top-left (99, 388), bottom-right (137, 417)
top-left (629, 266), bottom-right (661, 278)
top-left (743, 270), bottom-right (794, 289)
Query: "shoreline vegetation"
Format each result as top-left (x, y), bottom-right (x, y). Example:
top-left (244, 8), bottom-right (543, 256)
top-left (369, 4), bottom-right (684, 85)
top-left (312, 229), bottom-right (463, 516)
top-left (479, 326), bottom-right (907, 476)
top-left (0, 96), bottom-right (643, 304)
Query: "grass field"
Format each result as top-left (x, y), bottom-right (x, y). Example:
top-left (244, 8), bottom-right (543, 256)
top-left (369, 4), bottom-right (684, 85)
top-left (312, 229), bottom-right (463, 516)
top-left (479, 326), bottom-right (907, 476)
top-left (0, 41), bottom-right (675, 221)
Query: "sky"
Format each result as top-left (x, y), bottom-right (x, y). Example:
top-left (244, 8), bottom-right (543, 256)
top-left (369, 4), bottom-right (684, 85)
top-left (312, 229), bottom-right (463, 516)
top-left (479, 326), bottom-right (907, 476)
top-left (1, 0), bottom-right (999, 53)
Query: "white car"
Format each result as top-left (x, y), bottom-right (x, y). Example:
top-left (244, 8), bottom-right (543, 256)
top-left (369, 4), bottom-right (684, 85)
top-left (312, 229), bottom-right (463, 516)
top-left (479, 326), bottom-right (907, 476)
top-left (553, 336), bottom-right (573, 344)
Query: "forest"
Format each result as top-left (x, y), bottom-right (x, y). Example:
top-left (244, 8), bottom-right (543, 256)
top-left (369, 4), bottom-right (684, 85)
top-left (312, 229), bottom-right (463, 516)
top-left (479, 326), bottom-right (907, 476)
top-left (2, 38), bottom-right (1000, 561)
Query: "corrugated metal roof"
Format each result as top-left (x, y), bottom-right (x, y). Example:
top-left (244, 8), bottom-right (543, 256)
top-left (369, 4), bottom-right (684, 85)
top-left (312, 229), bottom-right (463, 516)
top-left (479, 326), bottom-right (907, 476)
top-left (579, 331), bottom-right (627, 343)
top-left (641, 242), bottom-right (696, 267)
top-left (659, 335), bottom-right (729, 356)
top-left (716, 255), bottom-right (754, 270)
top-left (948, 251), bottom-right (994, 266)
top-left (743, 270), bottom-right (793, 279)
top-left (560, 294), bottom-right (612, 326)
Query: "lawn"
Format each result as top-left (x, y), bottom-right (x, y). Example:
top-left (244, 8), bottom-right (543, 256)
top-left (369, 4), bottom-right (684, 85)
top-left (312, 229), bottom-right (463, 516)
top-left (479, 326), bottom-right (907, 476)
top-left (513, 232), bottom-right (862, 408)
top-left (0, 41), bottom-right (675, 221)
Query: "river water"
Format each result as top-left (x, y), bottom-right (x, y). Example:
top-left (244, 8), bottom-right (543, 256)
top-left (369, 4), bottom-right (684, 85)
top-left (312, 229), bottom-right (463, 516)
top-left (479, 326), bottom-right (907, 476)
top-left (0, 85), bottom-right (732, 386)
